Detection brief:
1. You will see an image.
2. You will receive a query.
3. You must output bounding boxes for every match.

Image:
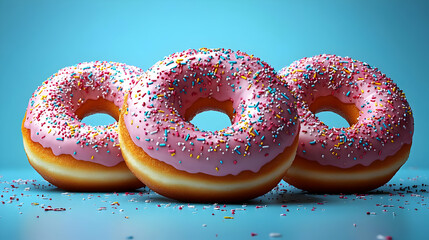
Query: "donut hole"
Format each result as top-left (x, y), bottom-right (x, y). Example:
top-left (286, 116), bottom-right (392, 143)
top-left (315, 111), bottom-right (350, 129)
top-left (75, 98), bottom-right (119, 126)
top-left (185, 97), bottom-right (235, 132)
top-left (309, 95), bottom-right (359, 128)
top-left (81, 113), bottom-right (117, 126)
top-left (190, 111), bottom-right (232, 132)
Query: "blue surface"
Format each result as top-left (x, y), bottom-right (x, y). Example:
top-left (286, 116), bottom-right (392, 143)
top-left (1, 169), bottom-right (428, 240)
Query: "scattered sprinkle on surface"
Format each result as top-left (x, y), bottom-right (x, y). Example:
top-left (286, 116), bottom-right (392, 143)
top-left (0, 169), bottom-right (427, 239)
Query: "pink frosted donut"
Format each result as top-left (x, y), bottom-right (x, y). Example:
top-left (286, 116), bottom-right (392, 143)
top-left (279, 54), bottom-right (414, 193)
top-left (22, 61), bottom-right (145, 191)
top-left (119, 48), bottom-right (299, 202)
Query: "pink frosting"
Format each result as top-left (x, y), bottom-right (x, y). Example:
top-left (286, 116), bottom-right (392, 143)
top-left (278, 54), bottom-right (414, 168)
top-left (123, 48), bottom-right (299, 176)
top-left (24, 61), bottom-right (144, 167)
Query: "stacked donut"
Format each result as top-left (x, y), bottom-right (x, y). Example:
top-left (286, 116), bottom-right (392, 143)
top-left (22, 49), bottom-right (414, 202)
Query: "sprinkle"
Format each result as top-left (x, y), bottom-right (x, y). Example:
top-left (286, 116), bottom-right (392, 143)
top-left (281, 92), bottom-right (289, 100)
top-left (269, 233), bottom-right (282, 238)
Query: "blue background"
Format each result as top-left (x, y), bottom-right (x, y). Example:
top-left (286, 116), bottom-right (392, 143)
top-left (1, 1), bottom-right (429, 240)
top-left (2, 0), bottom-right (428, 169)
top-left (1, 0), bottom-right (428, 165)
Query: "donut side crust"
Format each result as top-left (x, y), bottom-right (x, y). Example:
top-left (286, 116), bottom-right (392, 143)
top-left (22, 116), bottom-right (144, 192)
top-left (284, 143), bottom-right (411, 193)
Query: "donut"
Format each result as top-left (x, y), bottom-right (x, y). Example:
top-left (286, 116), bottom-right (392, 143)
top-left (22, 61), bottom-right (145, 191)
top-left (278, 54), bottom-right (414, 193)
top-left (118, 48), bottom-right (300, 202)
